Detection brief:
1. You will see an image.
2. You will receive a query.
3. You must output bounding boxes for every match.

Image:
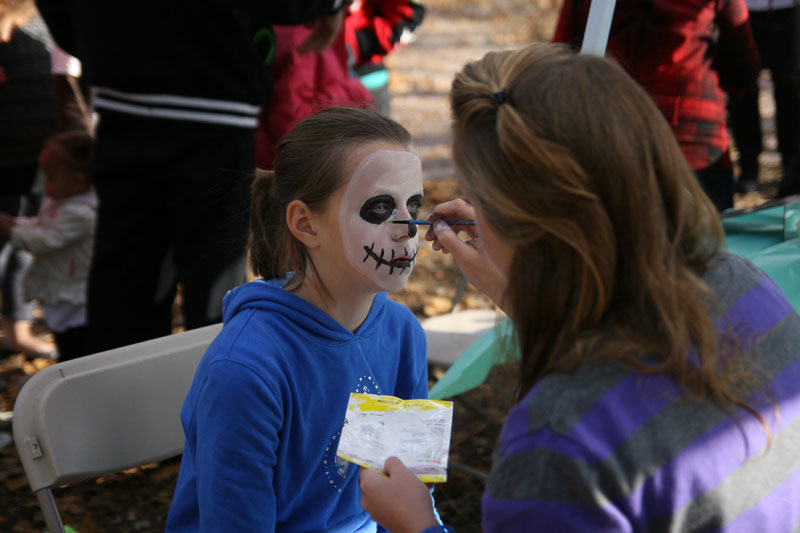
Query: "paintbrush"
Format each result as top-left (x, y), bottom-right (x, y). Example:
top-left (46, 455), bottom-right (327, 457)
top-left (392, 220), bottom-right (476, 226)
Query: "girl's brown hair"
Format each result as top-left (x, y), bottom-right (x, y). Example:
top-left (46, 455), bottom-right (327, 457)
top-left (47, 130), bottom-right (94, 178)
top-left (450, 43), bottom-right (756, 416)
top-left (249, 107), bottom-right (413, 290)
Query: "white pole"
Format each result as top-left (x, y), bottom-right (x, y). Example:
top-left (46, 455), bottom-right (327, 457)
top-left (580, 0), bottom-right (617, 56)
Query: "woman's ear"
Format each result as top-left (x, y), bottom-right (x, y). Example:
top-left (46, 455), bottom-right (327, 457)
top-left (286, 199), bottom-right (320, 248)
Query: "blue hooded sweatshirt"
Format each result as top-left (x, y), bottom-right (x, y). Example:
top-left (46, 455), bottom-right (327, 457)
top-left (167, 280), bottom-right (429, 532)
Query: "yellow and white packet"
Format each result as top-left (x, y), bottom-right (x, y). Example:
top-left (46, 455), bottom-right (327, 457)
top-left (336, 393), bottom-right (453, 483)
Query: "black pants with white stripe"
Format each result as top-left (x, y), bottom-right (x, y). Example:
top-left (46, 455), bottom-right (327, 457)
top-left (87, 111), bottom-right (252, 353)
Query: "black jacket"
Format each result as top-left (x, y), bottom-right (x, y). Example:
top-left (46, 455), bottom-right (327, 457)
top-left (37, 0), bottom-right (342, 128)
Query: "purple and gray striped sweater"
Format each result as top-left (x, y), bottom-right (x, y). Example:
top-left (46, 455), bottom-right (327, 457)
top-left (481, 252), bottom-right (800, 531)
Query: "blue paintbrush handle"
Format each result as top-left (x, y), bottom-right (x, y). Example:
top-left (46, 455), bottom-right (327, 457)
top-left (392, 220), bottom-right (476, 226)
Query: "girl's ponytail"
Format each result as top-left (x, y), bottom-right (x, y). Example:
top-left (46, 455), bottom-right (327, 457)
top-left (249, 169), bottom-right (285, 280)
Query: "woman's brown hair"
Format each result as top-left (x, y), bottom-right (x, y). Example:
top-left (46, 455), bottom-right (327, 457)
top-left (249, 107), bottom-right (413, 291)
top-left (450, 42), bottom-right (758, 418)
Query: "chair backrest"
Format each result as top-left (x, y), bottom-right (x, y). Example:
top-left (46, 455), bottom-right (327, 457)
top-left (12, 323), bottom-right (222, 532)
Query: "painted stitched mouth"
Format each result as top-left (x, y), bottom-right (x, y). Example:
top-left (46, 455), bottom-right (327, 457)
top-left (362, 244), bottom-right (418, 275)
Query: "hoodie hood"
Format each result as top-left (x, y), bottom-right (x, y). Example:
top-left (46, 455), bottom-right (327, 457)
top-left (222, 279), bottom-right (388, 345)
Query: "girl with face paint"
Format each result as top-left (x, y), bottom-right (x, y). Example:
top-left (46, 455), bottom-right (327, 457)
top-left (336, 145), bottom-right (424, 294)
top-left (167, 108), bottom-right (441, 532)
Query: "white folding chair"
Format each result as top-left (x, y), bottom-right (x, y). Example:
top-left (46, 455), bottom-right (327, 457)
top-left (12, 323), bottom-right (222, 533)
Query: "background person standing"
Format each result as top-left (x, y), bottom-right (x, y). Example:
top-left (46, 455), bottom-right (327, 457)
top-left (553, 0), bottom-right (761, 211)
top-left (728, 0), bottom-right (800, 194)
top-left (36, 0), bottom-right (347, 352)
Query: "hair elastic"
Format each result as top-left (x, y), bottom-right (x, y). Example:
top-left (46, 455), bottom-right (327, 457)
top-left (490, 88), bottom-right (512, 107)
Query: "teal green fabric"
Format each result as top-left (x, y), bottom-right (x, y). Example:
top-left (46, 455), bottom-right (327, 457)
top-left (429, 202), bottom-right (800, 400)
top-left (742, 239), bottom-right (800, 311)
top-left (428, 318), bottom-right (517, 400)
top-left (722, 206), bottom-right (785, 257)
top-left (723, 202), bottom-right (800, 312)
top-left (359, 69), bottom-right (390, 91)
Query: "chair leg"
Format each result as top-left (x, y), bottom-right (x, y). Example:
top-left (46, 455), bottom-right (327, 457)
top-left (35, 488), bottom-right (65, 533)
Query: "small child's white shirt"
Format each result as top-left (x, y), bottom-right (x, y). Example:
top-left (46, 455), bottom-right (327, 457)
top-left (10, 188), bottom-right (97, 307)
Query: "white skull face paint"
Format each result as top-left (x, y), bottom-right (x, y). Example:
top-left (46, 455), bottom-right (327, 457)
top-left (339, 148), bottom-right (423, 292)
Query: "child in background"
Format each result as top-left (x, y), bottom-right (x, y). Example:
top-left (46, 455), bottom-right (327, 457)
top-left (0, 131), bottom-right (96, 361)
top-left (0, 11), bottom-right (59, 359)
top-left (167, 107), bottom-right (435, 531)
top-left (345, 0), bottom-right (426, 116)
top-left (254, 22), bottom-right (374, 170)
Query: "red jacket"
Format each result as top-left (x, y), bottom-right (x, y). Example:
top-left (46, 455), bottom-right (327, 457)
top-left (553, 0), bottom-right (760, 171)
top-left (254, 26), bottom-right (373, 170)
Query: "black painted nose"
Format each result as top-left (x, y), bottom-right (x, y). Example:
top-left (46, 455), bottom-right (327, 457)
top-left (407, 222), bottom-right (418, 238)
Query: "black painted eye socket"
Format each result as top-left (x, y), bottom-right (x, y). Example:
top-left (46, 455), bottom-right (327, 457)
top-left (407, 194), bottom-right (423, 219)
top-left (360, 195), bottom-right (396, 224)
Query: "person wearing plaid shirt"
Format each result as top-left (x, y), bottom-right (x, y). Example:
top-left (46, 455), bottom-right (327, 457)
top-left (553, 0), bottom-right (760, 211)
